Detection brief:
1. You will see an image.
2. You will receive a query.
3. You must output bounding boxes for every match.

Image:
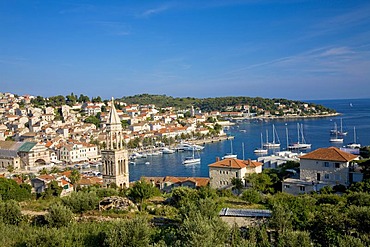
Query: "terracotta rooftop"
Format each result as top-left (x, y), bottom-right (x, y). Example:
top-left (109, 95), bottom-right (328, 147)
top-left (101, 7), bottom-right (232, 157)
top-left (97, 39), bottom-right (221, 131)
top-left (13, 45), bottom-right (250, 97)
top-left (300, 147), bottom-right (358, 162)
top-left (208, 158), bottom-right (262, 169)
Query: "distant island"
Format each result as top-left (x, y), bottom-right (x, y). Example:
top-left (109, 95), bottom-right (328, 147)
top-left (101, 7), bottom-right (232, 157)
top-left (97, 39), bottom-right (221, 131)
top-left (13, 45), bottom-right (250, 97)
top-left (120, 94), bottom-right (337, 118)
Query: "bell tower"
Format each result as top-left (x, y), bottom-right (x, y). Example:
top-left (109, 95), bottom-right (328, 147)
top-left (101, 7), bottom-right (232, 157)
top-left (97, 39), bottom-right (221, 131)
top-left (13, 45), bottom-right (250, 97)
top-left (102, 98), bottom-right (129, 188)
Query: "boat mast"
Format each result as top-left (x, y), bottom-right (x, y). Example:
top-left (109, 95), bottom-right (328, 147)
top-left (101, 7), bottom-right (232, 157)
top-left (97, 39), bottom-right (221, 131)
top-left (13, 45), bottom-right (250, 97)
top-left (354, 126), bottom-right (356, 143)
top-left (242, 142), bottom-right (245, 160)
top-left (286, 126), bottom-right (289, 149)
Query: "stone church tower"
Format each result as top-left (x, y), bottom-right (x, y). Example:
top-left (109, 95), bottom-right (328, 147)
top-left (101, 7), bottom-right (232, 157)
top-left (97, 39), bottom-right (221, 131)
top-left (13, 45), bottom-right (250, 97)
top-left (102, 98), bottom-right (129, 188)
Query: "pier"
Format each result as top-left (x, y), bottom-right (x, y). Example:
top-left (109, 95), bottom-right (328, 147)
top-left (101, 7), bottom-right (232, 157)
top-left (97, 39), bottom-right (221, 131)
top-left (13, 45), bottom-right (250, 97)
top-left (189, 135), bottom-right (234, 145)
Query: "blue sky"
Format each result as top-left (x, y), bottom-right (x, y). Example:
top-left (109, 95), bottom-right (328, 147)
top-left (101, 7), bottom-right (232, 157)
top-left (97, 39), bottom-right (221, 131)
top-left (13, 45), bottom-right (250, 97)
top-left (1, 0), bottom-right (370, 100)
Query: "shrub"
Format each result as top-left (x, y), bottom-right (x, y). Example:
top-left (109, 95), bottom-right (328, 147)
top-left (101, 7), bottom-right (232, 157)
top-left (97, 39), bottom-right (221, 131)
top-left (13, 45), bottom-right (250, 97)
top-left (45, 203), bottom-right (73, 228)
top-left (241, 189), bottom-right (262, 204)
top-left (62, 191), bottom-right (99, 213)
top-left (0, 200), bottom-right (23, 225)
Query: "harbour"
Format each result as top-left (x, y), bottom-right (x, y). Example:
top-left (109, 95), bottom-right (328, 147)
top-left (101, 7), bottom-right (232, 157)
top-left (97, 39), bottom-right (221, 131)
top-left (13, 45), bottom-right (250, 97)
top-left (129, 98), bottom-right (370, 181)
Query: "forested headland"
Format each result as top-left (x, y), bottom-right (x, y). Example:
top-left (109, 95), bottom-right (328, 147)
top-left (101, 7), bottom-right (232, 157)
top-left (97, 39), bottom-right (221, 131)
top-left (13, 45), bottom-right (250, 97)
top-left (120, 94), bottom-right (335, 114)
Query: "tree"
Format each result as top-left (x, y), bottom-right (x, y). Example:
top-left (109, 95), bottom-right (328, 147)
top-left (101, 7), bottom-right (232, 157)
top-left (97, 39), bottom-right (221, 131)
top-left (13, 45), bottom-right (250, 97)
top-left (84, 115), bottom-right (101, 128)
top-left (6, 165), bottom-right (14, 173)
top-left (43, 180), bottom-right (62, 198)
top-left (104, 216), bottom-right (153, 247)
top-left (78, 94), bottom-right (90, 103)
top-left (39, 167), bottom-right (49, 175)
top-left (246, 172), bottom-right (275, 194)
top-left (92, 96), bottom-right (102, 103)
top-left (128, 179), bottom-right (159, 210)
top-left (69, 169), bottom-right (81, 190)
top-left (0, 200), bottom-right (23, 225)
top-left (176, 212), bottom-right (230, 247)
top-left (0, 178), bottom-right (32, 201)
top-left (45, 203), bottom-right (73, 228)
top-left (241, 188), bottom-right (262, 204)
top-left (231, 178), bottom-right (244, 195)
top-left (61, 191), bottom-right (99, 214)
top-left (66, 92), bottom-right (77, 106)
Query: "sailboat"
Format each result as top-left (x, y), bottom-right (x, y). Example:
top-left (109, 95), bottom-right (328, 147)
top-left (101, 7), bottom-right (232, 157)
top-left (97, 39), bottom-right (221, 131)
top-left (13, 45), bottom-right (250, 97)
top-left (330, 118), bottom-right (347, 136)
top-left (346, 126), bottom-right (361, 149)
top-left (263, 124), bottom-right (281, 148)
top-left (182, 146), bottom-right (201, 165)
top-left (288, 123), bottom-right (312, 150)
top-left (330, 122), bottom-right (344, 143)
top-left (223, 139), bottom-right (237, 159)
top-left (254, 133), bottom-right (268, 154)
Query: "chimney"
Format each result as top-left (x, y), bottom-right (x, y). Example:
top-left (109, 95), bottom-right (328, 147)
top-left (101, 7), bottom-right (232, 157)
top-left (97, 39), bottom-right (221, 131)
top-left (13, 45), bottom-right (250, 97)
top-left (229, 160), bottom-right (231, 166)
top-left (216, 157), bottom-right (220, 162)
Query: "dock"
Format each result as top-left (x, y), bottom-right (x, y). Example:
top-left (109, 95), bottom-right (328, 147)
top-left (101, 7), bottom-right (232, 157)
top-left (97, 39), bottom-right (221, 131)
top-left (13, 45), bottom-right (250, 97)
top-left (189, 135), bottom-right (234, 145)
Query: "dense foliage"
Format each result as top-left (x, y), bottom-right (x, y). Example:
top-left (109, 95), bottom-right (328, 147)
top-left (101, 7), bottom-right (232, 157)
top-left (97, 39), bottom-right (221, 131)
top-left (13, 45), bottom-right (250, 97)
top-left (1, 166), bottom-right (369, 246)
top-left (120, 94), bottom-right (336, 113)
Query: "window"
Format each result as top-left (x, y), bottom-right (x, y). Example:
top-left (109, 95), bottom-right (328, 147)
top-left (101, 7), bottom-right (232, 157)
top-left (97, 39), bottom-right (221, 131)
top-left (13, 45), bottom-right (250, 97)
top-left (284, 185), bottom-right (290, 189)
top-left (324, 174), bottom-right (330, 180)
top-left (299, 186), bottom-right (305, 192)
top-left (335, 163), bottom-right (340, 168)
top-left (324, 162), bottom-right (330, 167)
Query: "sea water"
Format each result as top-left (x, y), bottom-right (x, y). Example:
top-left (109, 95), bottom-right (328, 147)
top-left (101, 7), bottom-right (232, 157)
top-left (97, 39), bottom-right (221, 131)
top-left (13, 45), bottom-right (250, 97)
top-left (129, 98), bottom-right (370, 181)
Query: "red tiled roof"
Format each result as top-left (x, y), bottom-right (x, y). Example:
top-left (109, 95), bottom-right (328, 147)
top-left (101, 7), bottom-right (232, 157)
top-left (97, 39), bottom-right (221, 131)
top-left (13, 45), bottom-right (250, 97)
top-left (300, 147), bottom-right (358, 162)
top-left (208, 158), bottom-right (262, 169)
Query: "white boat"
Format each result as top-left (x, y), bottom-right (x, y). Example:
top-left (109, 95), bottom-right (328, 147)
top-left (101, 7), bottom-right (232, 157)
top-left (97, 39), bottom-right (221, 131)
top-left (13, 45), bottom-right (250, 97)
top-left (161, 147), bottom-right (175, 154)
top-left (330, 118), bottom-right (347, 136)
top-left (223, 140), bottom-right (237, 159)
top-left (254, 133), bottom-right (268, 154)
top-left (288, 123), bottom-right (312, 150)
top-left (182, 147), bottom-right (201, 165)
top-left (346, 126), bottom-right (361, 149)
top-left (330, 122), bottom-right (343, 143)
top-left (176, 142), bottom-right (204, 151)
top-left (145, 161), bottom-right (150, 165)
top-left (263, 124), bottom-right (281, 148)
top-left (129, 152), bottom-right (144, 160)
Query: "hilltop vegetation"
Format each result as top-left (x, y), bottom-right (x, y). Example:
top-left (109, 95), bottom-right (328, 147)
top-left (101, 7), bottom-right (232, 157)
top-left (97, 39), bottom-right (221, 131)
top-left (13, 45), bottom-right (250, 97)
top-left (26, 92), bottom-right (336, 116)
top-left (120, 94), bottom-right (336, 113)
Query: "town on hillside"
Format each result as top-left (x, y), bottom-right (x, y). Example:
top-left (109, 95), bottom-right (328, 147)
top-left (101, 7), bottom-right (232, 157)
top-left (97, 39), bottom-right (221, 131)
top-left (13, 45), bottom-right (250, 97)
top-left (1, 91), bottom-right (369, 247)
top-left (0, 91), bottom-right (361, 193)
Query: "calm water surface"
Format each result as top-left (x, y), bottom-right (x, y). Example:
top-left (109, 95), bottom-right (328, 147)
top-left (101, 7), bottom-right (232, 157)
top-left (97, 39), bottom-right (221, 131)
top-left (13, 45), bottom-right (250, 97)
top-left (129, 98), bottom-right (370, 181)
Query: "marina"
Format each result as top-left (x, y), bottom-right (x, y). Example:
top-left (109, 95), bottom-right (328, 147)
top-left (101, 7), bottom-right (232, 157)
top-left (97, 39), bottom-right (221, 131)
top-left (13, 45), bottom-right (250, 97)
top-left (129, 98), bottom-right (370, 181)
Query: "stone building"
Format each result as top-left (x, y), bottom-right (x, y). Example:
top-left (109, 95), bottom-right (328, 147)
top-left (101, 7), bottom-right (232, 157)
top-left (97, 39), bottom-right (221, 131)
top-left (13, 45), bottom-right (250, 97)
top-left (208, 158), bottom-right (262, 189)
top-left (0, 140), bottom-right (50, 169)
top-left (101, 98), bottom-right (129, 188)
top-left (283, 147), bottom-right (358, 195)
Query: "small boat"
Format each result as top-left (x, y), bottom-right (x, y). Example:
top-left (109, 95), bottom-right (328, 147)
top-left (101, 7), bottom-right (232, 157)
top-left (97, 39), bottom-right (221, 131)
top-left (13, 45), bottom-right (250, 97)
top-left (254, 133), bottom-right (268, 154)
top-left (330, 123), bottom-right (343, 143)
top-left (223, 140), bottom-right (237, 159)
top-left (263, 124), bottom-right (281, 148)
top-left (161, 147), bottom-right (175, 154)
top-left (330, 118), bottom-right (347, 136)
top-left (288, 123), bottom-right (312, 150)
top-left (182, 147), bottom-right (201, 165)
top-left (176, 142), bottom-right (204, 151)
top-left (145, 161), bottom-right (150, 165)
top-left (346, 126), bottom-right (361, 149)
